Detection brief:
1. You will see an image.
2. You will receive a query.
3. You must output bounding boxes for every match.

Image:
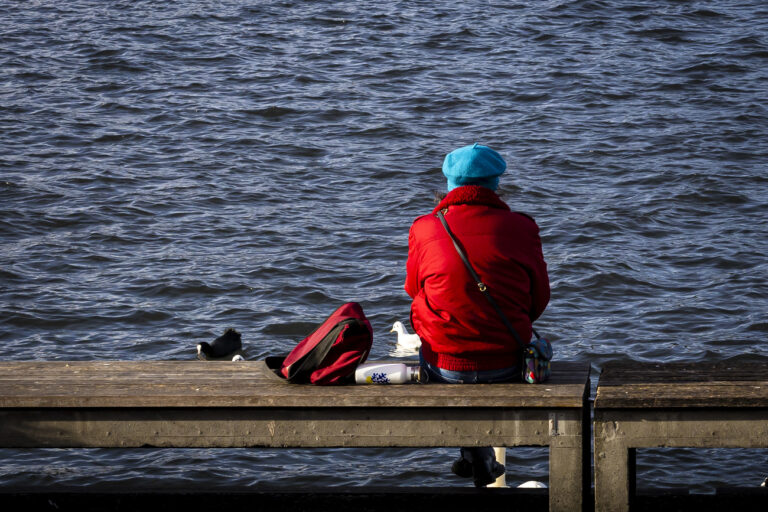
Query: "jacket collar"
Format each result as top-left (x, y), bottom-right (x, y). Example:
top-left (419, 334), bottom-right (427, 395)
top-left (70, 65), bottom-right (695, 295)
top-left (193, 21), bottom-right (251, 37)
top-left (432, 185), bottom-right (510, 214)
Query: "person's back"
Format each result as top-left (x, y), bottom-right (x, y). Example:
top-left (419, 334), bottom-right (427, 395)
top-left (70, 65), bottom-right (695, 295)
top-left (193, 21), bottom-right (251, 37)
top-left (404, 143), bottom-right (550, 485)
top-left (406, 184), bottom-right (549, 372)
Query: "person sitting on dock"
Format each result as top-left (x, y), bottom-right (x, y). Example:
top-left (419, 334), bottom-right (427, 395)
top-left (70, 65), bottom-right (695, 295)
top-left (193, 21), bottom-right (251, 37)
top-left (404, 143), bottom-right (550, 487)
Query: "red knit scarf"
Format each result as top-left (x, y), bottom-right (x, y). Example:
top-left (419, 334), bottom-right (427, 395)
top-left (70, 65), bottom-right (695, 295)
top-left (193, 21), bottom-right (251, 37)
top-left (432, 185), bottom-right (510, 214)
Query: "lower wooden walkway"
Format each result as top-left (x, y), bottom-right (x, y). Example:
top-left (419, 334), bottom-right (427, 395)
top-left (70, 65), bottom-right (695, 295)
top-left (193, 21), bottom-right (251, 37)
top-left (0, 360), bottom-right (591, 512)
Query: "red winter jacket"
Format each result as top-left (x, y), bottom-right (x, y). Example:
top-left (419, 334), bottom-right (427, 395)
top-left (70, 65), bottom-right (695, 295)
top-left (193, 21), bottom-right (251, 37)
top-left (405, 186), bottom-right (550, 371)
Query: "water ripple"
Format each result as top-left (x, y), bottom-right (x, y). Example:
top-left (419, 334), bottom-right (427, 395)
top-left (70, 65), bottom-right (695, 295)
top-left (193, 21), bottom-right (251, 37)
top-left (0, 0), bottom-right (766, 494)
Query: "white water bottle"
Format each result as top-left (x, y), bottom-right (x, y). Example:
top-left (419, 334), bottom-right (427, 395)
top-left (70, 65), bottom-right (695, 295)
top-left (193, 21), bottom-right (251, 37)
top-left (355, 362), bottom-right (423, 384)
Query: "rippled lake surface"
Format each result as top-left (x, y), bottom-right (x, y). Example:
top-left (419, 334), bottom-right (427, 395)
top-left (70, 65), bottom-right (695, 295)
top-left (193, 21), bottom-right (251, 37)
top-left (1, 0), bottom-right (767, 493)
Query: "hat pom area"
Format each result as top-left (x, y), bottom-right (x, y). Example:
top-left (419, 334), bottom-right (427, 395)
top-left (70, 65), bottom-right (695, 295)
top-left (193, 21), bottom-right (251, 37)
top-left (442, 143), bottom-right (506, 191)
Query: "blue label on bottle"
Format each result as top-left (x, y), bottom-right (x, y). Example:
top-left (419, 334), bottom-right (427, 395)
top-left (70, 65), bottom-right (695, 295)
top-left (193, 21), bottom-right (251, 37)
top-left (371, 372), bottom-right (390, 384)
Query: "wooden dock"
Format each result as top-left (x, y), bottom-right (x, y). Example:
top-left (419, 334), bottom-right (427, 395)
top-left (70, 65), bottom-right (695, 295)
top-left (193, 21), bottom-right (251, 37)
top-left (594, 361), bottom-right (768, 511)
top-left (0, 360), bottom-right (591, 512)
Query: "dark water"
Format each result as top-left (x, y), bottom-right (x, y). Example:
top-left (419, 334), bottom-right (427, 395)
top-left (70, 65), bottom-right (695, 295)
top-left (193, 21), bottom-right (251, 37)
top-left (1, 0), bottom-right (767, 492)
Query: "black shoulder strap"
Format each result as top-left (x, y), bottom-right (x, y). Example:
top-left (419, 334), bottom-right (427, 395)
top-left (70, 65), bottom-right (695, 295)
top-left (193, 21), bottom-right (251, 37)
top-left (286, 319), bottom-right (357, 382)
top-left (436, 210), bottom-right (539, 349)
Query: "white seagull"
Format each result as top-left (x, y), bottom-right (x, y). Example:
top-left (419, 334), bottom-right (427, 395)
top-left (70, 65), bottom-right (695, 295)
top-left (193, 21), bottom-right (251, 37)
top-left (390, 321), bottom-right (421, 352)
top-left (517, 481), bottom-right (548, 488)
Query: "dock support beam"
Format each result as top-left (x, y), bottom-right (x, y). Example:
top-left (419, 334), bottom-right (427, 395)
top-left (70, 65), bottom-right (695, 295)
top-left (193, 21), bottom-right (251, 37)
top-left (594, 409), bottom-right (768, 512)
top-left (0, 406), bottom-right (586, 512)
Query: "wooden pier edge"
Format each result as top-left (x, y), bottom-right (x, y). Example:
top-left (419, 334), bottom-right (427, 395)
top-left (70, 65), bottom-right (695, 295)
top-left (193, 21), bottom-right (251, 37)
top-left (0, 360), bottom-right (591, 512)
top-left (593, 361), bottom-right (768, 512)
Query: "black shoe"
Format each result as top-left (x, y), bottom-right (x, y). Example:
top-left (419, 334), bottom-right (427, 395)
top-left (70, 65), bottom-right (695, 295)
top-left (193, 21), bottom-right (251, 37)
top-left (473, 459), bottom-right (505, 488)
top-left (451, 456), bottom-right (473, 478)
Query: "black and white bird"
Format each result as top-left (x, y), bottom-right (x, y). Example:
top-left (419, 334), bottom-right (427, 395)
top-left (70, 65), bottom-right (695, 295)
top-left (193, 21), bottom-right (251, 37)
top-left (197, 328), bottom-right (244, 361)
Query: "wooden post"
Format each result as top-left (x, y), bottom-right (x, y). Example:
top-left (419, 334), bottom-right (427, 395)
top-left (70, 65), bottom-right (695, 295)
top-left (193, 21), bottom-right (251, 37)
top-left (594, 415), bottom-right (631, 512)
top-left (548, 410), bottom-right (585, 512)
top-left (488, 447), bottom-right (506, 487)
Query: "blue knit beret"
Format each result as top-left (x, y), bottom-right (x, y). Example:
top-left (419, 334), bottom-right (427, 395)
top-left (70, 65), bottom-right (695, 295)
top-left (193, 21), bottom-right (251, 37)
top-left (442, 143), bottom-right (506, 191)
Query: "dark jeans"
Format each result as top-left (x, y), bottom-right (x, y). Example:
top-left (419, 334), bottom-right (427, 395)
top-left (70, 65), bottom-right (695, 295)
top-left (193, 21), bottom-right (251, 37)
top-left (419, 353), bottom-right (520, 384)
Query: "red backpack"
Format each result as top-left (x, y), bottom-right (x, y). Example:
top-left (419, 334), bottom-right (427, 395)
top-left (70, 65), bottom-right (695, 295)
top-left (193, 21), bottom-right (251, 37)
top-left (265, 302), bottom-right (373, 385)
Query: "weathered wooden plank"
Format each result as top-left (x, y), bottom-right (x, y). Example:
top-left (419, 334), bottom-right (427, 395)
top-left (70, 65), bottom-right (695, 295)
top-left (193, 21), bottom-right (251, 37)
top-left (0, 361), bottom-right (590, 409)
top-left (0, 384), bottom-right (589, 408)
top-left (595, 389), bottom-right (768, 409)
top-left (0, 407), bottom-right (583, 449)
top-left (0, 372), bottom-right (590, 384)
top-left (0, 370), bottom-right (589, 385)
top-left (0, 380), bottom-right (589, 394)
top-left (0, 360), bottom-right (588, 370)
top-left (598, 361), bottom-right (768, 384)
top-left (0, 361), bottom-right (590, 385)
top-left (595, 383), bottom-right (768, 408)
top-left (595, 362), bottom-right (768, 408)
top-left (594, 409), bottom-right (768, 448)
